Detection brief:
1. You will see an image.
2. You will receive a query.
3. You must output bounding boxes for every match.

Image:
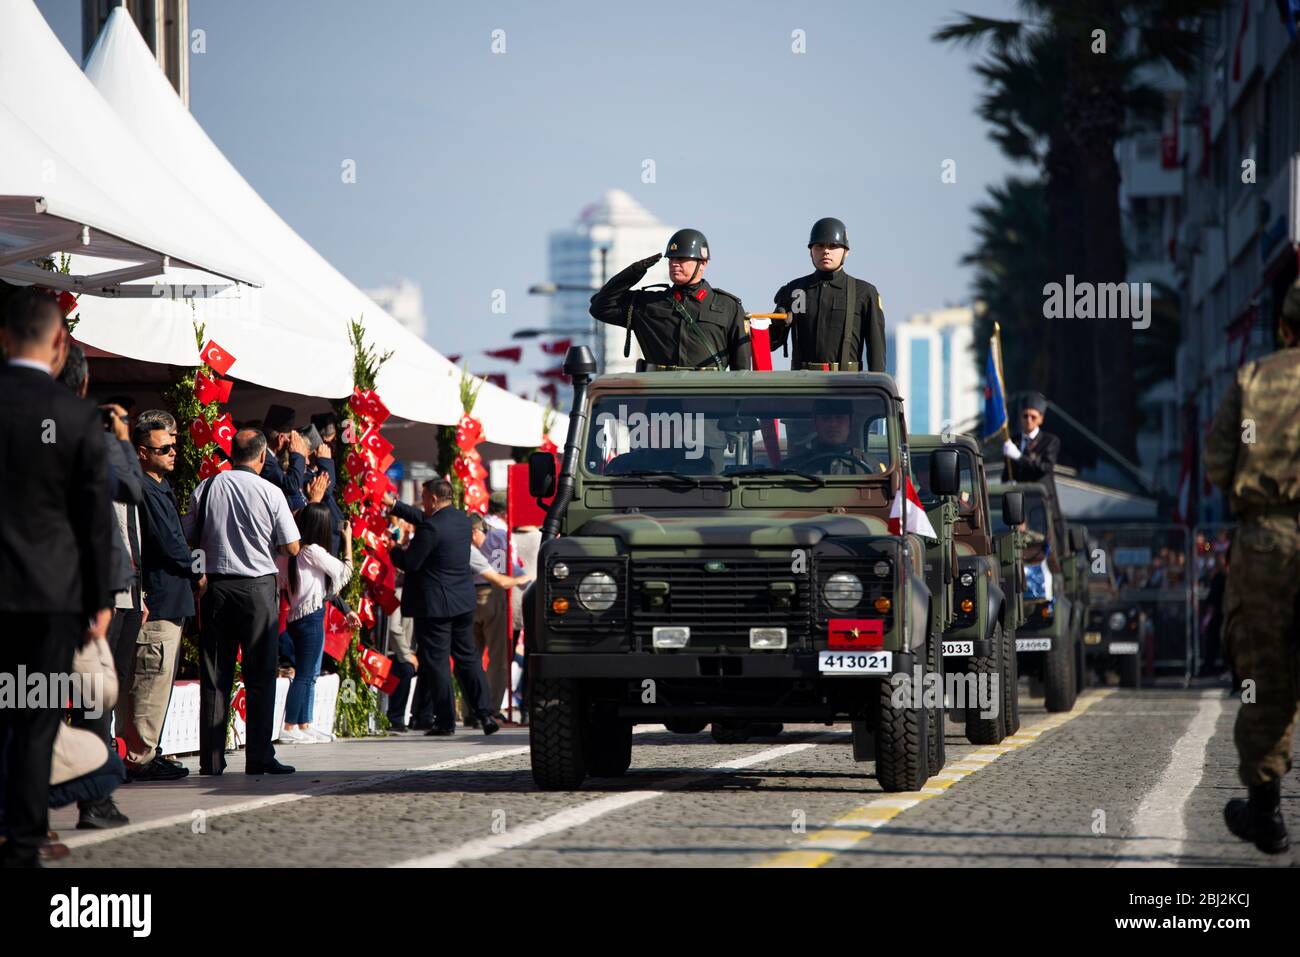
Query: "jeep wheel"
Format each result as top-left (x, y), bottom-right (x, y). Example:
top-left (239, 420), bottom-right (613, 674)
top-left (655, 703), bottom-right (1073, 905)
top-left (749, 722), bottom-right (784, 738)
top-left (1044, 634), bottom-right (1078, 713)
top-left (851, 721), bottom-right (873, 762)
top-left (875, 669), bottom-right (931, 792)
top-left (1074, 628), bottom-right (1087, 693)
top-left (710, 721), bottom-right (751, 744)
top-left (1002, 624), bottom-right (1021, 735)
top-left (585, 717), bottom-right (633, 777)
top-left (966, 624), bottom-right (1007, 745)
top-left (529, 677), bottom-right (587, 790)
top-left (1119, 652), bottom-right (1141, 689)
top-left (663, 719), bottom-right (708, 735)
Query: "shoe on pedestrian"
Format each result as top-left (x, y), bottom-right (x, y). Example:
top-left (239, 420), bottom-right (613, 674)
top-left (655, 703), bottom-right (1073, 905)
top-left (76, 797), bottom-right (130, 830)
top-left (425, 726), bottom-right (454, 737)
top-left (39, 839), bottom-right (70, 862)
top-left (388, 722), bottom-right (409, 733)
top-left (301, 726), bottom-right (334, 742)
top-left (479, 714), bottom-right (500, 736)
top-left (245, 759), bottom-right (296, 775)
top-left (409, 720), bottom-right (433, 731)
top-left (278, 727), bottom-right (308, 744)
top-left (126, 756), bottom-right (189, 782)
top-left (1224, 780), bottom-right (1290, 854)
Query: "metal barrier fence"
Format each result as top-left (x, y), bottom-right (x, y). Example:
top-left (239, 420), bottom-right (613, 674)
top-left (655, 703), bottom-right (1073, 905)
top-left (1086, 524), bottom-right (1193, 685)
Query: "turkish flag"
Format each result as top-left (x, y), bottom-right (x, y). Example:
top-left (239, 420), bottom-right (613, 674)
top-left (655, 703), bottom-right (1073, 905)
top-left (199, 339), bottom-right (236, 376)
top-left (463, 480), bottom-right (488, 514)
top-left (365, 509), bottom-right (389, 535)
top-left (361, 528), bottom-right (391, 556)
top-left (198, 454), bottom-right (230, 480)
top-left (362, 469), bottom-right (386, 494)
top-left (540, 338), bottom-right (572, 356)
top-left (212, 412), bottom-right (235, 455)
top-left (231, 686), bottom-right (246, 721)
top-left (888, 477), bottom-right (938, 539)
top-left (357, 648), bottom-right (392, 688)
top-left (57, 291), bottom-right (79, 318)
top-left (350, 514), bottom-right (369, 539)
top-left (189, 417), bottom-right (212, 448)
top-left (343, 481), bottom-right (367, 505)
top-left (194, 372), bottom-right (221, 405)
top-left (454, 414), bottom-right (483, 450)
top-left (357, 596), bottom-right (376, 629)
top-left (484, 346), bottom-right (523, 363)
top-left (371, 582), bottom-right (400, 615)
top-left (323, 605), bottom-right (352, 661)
top-left (361, 390), bottom-right (390, 426)
top-left (380, 671), bottom-right (401, 696)
top-left (378, 452), bottom-right (396, 472)
top-left (346, 449), bottom-right (372, 477)
top-left (827, 618), bottom-right (884, 651)
top-left (359, 553), bottom-right (388, 584)
top-left (360, 426), bottom-right (393, 462)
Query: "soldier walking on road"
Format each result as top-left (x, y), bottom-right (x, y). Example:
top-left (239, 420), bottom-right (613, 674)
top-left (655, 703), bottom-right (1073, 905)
top-left (768, 217), bottom-right (887, 372)
top-left (1204, 277), bottom-right (1300, 855)
top-left (589, 228), bottom-right (751, 372)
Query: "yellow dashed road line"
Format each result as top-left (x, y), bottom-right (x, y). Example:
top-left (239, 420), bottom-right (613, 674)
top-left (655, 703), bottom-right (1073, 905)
top-left (755, 688), bottom-right (1114, 868)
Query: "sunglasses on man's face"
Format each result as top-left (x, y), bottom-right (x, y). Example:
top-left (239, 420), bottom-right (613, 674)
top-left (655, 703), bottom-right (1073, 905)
top-left (143, 444), bottom-right (177, 455)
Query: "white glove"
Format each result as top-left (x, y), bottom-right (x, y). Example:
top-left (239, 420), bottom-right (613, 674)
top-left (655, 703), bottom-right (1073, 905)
top-left (1002, 439), bottom-right (1022, 461)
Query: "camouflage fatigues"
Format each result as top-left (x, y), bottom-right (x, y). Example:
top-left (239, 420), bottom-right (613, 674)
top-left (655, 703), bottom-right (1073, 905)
top-left (1204, 280), bottom-right (1300, 786)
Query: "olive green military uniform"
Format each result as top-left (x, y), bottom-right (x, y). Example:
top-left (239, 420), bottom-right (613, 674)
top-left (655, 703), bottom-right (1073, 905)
top-left (589, 261), bottom-right (752, 371)
top-left (1204, 282), bottom-right (1300, 787)
top-left (769, 270), bottom-right (887, 372)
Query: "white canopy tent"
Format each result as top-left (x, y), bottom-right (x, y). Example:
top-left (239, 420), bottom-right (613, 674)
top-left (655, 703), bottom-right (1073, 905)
top-left (76, 5), bottom-right (563, 446)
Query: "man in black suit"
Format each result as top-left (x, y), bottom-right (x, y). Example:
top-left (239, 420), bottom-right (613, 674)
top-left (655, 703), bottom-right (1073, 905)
top-left (389, 479), bottom-right (499, 737)
top-left (0, 289), bottom-right (114, 867)
top-left (1002, 392), bottom-right (1066, 545)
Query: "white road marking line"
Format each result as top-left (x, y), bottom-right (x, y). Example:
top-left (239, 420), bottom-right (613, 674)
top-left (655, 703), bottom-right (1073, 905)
top-left (392, 739), bottom-right (833, 868)
top-left (1117, 688), bottom-right (1226, 867)
top-left (61, 746), bottom-right (530, 849)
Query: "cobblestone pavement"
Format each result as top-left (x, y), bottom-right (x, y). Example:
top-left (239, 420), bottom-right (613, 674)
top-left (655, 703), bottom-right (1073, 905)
top-left (49, 685), bottom-right (1298, 868)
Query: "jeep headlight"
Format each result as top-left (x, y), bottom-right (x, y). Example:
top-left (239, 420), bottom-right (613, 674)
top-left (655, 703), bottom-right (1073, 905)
top-left (1108, 611), bottom-right (1127, 632)
top-left (959, 571), bottom-right (975, 588)
top-left (823, 572), bottom-right (864, 610)
top-left (577, 571), bottom-right (618, 612)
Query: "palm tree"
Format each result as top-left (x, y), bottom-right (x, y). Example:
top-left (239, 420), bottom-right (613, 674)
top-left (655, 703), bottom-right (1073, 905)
top-left (935, 0), bottom-right (1222, 459)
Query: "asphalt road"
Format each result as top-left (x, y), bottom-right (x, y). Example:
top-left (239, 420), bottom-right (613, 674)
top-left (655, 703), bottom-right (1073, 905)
top-left (50, 685), bottom-right (1298, 868)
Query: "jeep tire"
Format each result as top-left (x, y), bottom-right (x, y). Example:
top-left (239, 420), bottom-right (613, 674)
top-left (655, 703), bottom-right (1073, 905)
top-left (1044, 633), bottom-right (1078, 713)
top-left (966, 623), bottom-right (1007, 745)
top-left (663, 719), bottom-right (709, 735)
top-left (1002, 623), bottom-right (1021, 735)
top-left (875, 668), bottom-right (931, 792)
top-left (530, 677), bottom-right (587, 790)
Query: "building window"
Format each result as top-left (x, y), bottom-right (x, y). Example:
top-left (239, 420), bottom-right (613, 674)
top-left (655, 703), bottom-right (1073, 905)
top-left (910, 338), bottom-right (930, 433)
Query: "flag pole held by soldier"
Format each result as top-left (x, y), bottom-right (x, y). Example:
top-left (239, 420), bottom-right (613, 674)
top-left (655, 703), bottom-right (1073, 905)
top-left (1204, 276), bottom-right (1300, 856)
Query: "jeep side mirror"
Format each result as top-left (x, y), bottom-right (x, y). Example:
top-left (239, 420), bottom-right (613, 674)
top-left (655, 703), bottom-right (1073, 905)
top-left (528, 451), bottom-right (557, 499)
top-left (929, 448), bottom-right (960, 497)
top-left (1002, 491), bottom-right (1024, 527)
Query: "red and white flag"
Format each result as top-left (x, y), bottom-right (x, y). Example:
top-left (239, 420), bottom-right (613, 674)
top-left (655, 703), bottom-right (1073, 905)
top-left (199, 339), bottom-right (236, 376)
top-left (888, 477), bottom-right (938, 539)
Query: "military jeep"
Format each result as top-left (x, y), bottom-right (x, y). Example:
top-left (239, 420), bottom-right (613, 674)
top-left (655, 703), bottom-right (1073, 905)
top-left (912, 435), bottom-right (1024, 742)
top-left (523, 347), bottom-right (960, 792)
top-left (987, 480), bottom-right (1080, 712)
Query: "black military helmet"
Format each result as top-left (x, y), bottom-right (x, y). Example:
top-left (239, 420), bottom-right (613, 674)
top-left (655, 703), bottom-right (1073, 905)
top-left (808, 217), bottom-right (849, 249)
top-left (664, 228), bottom-right (709, 261)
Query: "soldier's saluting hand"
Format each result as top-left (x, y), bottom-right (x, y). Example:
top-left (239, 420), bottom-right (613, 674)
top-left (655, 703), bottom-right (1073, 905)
top-left (769, 217), bottom-right (886, 372)
top-left (589, 228), bottom-right (751, 372)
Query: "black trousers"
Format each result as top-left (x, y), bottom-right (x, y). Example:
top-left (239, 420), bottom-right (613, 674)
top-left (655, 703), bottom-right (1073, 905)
top-left (0, 612), bottom-right (79, 866)
top-left (199, 575), bottom-right (278, 771)
top-left (71, 606), bottom-right (141, 746)
top-left (385, 659), bottom-right (416, 725)
top-left (414, 610), bottom-right (490, 730)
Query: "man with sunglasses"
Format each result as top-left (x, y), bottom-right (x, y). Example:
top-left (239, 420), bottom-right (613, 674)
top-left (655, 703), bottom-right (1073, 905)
top-left (1002, 393), bottom-right (1064, 540)
top-left (125, 410), bottom-right (204, 782)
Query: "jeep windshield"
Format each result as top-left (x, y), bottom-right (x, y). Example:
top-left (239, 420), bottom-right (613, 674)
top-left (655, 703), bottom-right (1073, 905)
top-left (582, 392), bottom-right (894, 479)
top-left (991, 493), bottom-right (1050, 537)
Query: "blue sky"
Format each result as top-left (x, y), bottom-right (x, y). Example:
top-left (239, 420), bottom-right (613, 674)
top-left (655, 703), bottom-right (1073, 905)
top-left (37, 0), bottom-right (1021, 386)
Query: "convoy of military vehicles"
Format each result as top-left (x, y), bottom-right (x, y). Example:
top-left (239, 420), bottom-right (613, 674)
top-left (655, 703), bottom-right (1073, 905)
top-left (521, 346), bottom-right (1114, 793)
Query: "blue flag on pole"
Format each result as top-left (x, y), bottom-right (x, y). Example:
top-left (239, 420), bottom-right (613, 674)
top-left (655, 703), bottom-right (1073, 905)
top-left (1277, 0), bottom-right (1299, 41)
top-left (981, 331), bottom-right (1008, 442)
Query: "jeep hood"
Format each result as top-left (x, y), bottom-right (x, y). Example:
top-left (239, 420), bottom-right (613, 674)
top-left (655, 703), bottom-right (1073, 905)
top-left (572, 511), bottom-right (891, 548)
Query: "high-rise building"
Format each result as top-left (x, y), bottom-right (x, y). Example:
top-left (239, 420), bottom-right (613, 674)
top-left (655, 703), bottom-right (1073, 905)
top-left (886, 306), bottom-right (978, 435)
top-left (546, 190), bottom-right (673, 374)
top-left (364, 278), bottom-right (426, 340)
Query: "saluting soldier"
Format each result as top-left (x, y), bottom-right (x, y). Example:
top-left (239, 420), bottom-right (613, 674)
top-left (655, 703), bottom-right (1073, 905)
top-left (769, 217), bottom-right (887, 372)
top-left (1204, 277), bottom-right (1300, 855)
top-left (589, 228), bottom-right (751, 371)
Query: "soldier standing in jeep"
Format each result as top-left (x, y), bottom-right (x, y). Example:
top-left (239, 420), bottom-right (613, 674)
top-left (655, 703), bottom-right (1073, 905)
top-left (588, 228), bottom-right (751, 372)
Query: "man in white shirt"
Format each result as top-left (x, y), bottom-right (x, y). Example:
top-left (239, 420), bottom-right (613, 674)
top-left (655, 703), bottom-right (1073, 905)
top-left (186, 430), bottom-right (300, 776)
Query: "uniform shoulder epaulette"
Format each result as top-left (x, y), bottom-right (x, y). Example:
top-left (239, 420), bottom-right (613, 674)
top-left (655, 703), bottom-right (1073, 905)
top-left (710, 286), bottom-right (744, 307)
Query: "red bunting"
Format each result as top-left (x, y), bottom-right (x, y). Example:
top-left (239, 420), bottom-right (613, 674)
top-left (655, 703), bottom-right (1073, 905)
top-left (536, 367), bottom-right (570, 382)
top-left (57, 290), bottom-right (79, 318)
top-left (540, 338), bottom-right (572, 356)
top-left (484, 373), bottom-right (508, 389)
top-left (484, 346), bottom-right (523, 363)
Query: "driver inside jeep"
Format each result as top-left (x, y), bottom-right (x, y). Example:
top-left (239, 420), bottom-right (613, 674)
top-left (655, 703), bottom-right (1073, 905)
top-left (782, 398), bottom-right (885, 475)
